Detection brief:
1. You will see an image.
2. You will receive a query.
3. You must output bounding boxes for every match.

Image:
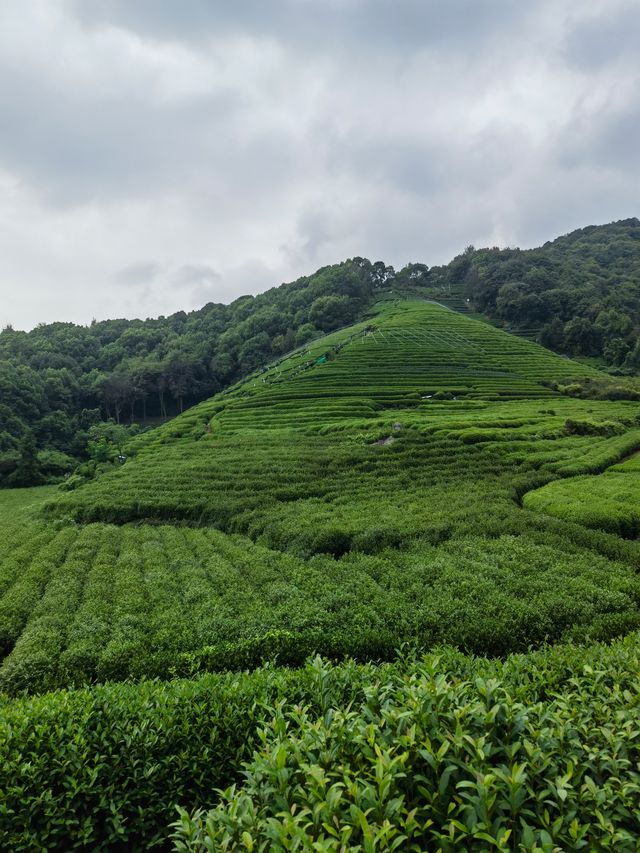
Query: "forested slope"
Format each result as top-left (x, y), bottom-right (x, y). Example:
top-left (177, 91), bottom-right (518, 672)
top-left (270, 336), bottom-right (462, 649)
top-left (0, 258), bottom-right (391, 484)
top-left (2, 217), bottom-right (640, 486)
top-left (453, 217), bottom-right (640, 361)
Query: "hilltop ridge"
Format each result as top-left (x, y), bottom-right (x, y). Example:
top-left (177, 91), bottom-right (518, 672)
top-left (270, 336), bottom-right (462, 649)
top-left (2, 218), bottom-right (640, 487)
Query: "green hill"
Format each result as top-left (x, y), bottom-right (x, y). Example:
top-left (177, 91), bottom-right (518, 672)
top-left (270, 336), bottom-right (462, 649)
top-left (3, 218), bottom-right (640, 488)
top-left (2, 298), bottom-right (640, 849)
top-left (454, 216), bottom-right (640, 359)
top-left (7, 298), bottom-right (640, 688)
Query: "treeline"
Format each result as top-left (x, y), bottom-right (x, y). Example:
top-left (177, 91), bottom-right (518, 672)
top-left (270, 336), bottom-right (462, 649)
top-left (0, 258), bottom-right (396, 484)
top-left (448, 217), bottom-right (640, 365)
top-left (2, 217), bottom-right (640, 485)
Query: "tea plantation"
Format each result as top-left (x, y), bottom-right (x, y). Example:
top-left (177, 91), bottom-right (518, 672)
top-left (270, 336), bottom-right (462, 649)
top-left (2, 300), bottom-right (640, 850)
top-left (524, 450), bottom-right (640, 537)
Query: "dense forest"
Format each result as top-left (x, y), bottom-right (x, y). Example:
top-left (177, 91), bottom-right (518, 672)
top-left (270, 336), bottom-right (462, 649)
top-left (455, 217), bottom-right (640, 363)
top-left (1, 217), bottom-right (639, 485)
top-left (0, 258), bottom-right (394, 484)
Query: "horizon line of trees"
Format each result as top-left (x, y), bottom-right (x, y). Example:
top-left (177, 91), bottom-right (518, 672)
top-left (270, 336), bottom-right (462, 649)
top-left (0, 257), bottom-right (399, 485)
top-left (2, 216), bottom-right (640, 486)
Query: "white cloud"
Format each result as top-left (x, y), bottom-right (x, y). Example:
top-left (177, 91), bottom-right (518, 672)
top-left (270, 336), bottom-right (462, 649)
top-left (0, 0), bottom-right (637, 329)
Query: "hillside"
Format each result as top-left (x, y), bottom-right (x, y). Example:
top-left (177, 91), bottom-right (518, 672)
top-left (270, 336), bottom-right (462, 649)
top-left (455, 217), bottom-right (640, 359)
top-left (3, 298), bottom-right (640, 849)
top-left (0, 258), bottom-right (386, 485)
top-left (7, 298), bottom-right (640, 681)
top-left (2, 218), bottom-right (640, 488)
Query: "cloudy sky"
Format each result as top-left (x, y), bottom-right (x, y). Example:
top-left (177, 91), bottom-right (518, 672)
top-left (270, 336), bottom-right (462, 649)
top-left (0, 0), bottom-right (638, 330)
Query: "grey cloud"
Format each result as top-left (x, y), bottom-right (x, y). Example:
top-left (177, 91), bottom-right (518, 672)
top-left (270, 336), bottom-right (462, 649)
top-left (0, 0), bottom-right (638, 330)
top-left (73, 0), bottom-right (530, 55)
top-left (323, 135), bottom-right (445, 196)
top-left (181, 260), bottom-right (275, 308)
top-left (593, 107), bottom-right (640, 169)
top-left (171, 264), bottom-right (220, 287)
top-left (113, 262), bottom-right (161, 286)
top-left (115, 263), bottom-right (227, 311)
top-left (555, 102), bottom-right (640, 175)
top-left (0, 67), bottom-right (242, 205)
top-left (565, 4), bottom-right (640, 69)
top-left (292, 206), bottom-right (343, 262)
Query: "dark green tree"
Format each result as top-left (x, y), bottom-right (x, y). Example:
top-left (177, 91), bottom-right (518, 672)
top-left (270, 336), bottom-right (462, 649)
top-left (309, 296), bottom-right (350, 331)
top-left (539, 318), bottom-right (565, 351)
top-left (10, 430), bottom-right (41, 487)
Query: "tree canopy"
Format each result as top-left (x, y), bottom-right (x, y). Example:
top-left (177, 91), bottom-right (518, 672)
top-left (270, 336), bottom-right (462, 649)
top-left (2, 218), bottom-right (640, 486)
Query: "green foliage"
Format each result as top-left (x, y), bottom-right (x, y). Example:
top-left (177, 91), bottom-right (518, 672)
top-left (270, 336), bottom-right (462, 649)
top-left (174, 644), bottom-right (640, 851)
top-left (6, 430), bottom-right (42, 487)
top-left (36, 449), bottom-right (75, 480)
top-left (459, 217), bottom-right (640, 366)
top-left (0, 259), bottom-right (381, 477)
top-left (0, 640), bottom-right (638, 851)
top-left (0, 662), bottom-right (350, 851)
top-left (563, 418), bottom-right (623, 436)
top-left (3, 296), bottom-right (640, 848)
top-left (4, 218), bottom-right (640, 485)
top-left (1, 305), bottom-right (639, 695)
top-left (308, 295), bottom-right (353, 331)
top-left (524, 457), bottom-right (640, 537)
top-left (3, 511), bottom-right (639, 693)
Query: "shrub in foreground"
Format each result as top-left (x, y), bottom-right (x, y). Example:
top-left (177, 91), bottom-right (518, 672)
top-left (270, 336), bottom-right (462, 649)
top-left (174, 643), bottom-right (640, 852)
top-left (0, 661), bottom-right (374, 851)
top-left (1, 637), bottom-right (640, 851)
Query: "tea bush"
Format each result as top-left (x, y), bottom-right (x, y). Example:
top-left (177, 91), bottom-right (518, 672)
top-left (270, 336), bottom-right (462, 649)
top-left (1, 523), bottom-right (639, 694)
top-left (2, 301), bottom-right (640, 849)
top-left (3, 303), bottom-right (640, 694)
top-left (525, 462), bottom-right (640, 536)
top-left (176, 645), bottom-right (640, 851)
top-left (2, 638), bottom-right (640, 852)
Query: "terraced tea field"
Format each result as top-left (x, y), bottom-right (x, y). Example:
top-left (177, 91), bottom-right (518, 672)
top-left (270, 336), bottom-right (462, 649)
top-left (4, 496), bottom-right (640, 696)
top-left (0, 299), bottom-right (636, 694)
top-left (525, 449), bottom-right (640, 536)
top-left (127, 300), bottom-right (603, 450)
top-left (3, 298), bottom-right (640, 849)
top-left (48, 302), bottom-right (631, 532)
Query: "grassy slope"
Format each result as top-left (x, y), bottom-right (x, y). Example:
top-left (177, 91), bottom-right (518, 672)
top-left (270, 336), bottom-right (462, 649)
top-left (2, 299), bottom-right (640, 848)
top-left (1, 300), bottom-right (640, 695)
top-left (0, 484), bottom-right (57, 522)
top-left (525, 449), bottom-right (640, 536)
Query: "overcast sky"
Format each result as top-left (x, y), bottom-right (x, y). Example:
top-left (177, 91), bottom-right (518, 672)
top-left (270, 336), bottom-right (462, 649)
top-left (0, 0), bottom-right (638, 330)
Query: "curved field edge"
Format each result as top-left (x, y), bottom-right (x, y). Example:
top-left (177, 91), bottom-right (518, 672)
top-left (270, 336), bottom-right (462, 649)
top-left (5, 392), bottom-right (640, 694)
top-left (2, 505), bottom-right (640, 694)
top-left (1, 635), bottom-right (639, 851)
top-left (524, 453), bottom-right (640, 537)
